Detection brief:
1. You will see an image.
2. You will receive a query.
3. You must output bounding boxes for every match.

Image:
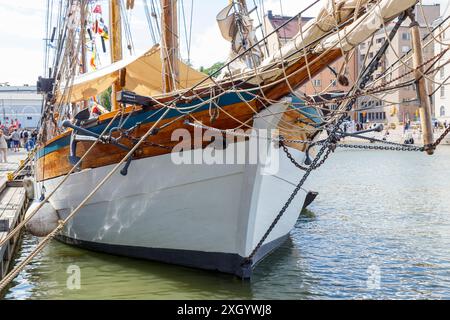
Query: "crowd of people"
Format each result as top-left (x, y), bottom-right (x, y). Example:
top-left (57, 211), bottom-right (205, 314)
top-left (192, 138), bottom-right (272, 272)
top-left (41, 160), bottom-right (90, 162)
top-left (339, 120), bottom-right (376, 133)
top-left (434, 119), bottom-right (449, 131)
top-left (0, 119), bottom-right (38, 163)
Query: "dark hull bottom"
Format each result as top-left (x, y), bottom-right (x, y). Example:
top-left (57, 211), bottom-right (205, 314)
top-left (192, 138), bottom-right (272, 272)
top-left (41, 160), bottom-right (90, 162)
top-left (56, 234), bottom-right (289, 279)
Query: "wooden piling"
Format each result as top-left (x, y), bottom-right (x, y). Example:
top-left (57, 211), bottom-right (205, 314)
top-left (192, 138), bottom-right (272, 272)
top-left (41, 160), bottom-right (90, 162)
top-left (410, 14), bottom-right (435, 155)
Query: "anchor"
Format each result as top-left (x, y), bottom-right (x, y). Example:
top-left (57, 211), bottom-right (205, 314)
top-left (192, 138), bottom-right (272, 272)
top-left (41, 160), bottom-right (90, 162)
top-left (67, 108), bottom-right (90, 169)
top-left (337, 124), bottom-right (384, 141)
top-left (63, 109), bottom-right (132, 171)
top-left (120, 155), bottom-right (134, 176)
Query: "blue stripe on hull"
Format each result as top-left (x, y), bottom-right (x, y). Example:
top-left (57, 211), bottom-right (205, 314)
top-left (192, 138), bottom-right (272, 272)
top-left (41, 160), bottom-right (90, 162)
top-left (38, 93), bottom-right (313, 159)
top-left (38, 91), bottom-right (257, 159)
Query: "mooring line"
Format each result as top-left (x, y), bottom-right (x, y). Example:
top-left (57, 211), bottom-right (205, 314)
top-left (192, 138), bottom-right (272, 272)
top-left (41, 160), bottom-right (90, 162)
top-left (0, 110), bottom-right (123, 249)
top-left (0, 106), bottom-right (171, 292)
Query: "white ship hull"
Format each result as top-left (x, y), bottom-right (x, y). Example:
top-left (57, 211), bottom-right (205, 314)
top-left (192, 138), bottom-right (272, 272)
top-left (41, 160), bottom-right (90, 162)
top-left (37, 103), bottom-right (313, 277)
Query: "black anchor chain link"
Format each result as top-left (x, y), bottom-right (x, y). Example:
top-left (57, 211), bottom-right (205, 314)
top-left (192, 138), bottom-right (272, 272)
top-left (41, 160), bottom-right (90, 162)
top-left (241, 11), bottom-right (426, 272)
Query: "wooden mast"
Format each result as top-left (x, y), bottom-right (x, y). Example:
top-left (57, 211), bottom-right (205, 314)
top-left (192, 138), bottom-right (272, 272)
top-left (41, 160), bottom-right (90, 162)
top-left (237, 0), bottom-right (248, 12)
top-left (409, 9), bottom-right (434, 155)
top-left (161, 0), bottom-right (179, 93)
top-left (109, 0), bottom-right (123, 111)
top-left (80, 0), bottom-right (88, 109)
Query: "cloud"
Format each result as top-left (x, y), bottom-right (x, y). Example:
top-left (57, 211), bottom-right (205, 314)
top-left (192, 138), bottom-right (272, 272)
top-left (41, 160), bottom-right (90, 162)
top-left (0, 0), bottom-right (45, 85)
top-left (189, 23), bottom-right (230, 69)
top-left (0, 47), bottom-right (43, 85)
top-left (1, 0), bottom-right (448, 86)
top-left (0, 0), bottom-right (44, 40)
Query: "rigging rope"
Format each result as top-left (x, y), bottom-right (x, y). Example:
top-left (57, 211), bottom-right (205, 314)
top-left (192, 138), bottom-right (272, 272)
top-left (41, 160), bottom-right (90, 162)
top-left (0, 110), bottom-right (123, 250)
top-left (8, 0), bottom-right (450, 287)
top-left (0, 106), bottom-right (170, 292)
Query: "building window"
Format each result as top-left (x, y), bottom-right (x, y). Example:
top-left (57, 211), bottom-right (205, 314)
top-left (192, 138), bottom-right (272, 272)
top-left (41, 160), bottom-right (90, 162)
top-left (441, 106), bottom-right (446, 117)
top-left (27, 116), bottom-right (32, 120)
top-left (441, 86), bottom-right (445, 98)
top-left (402, 33), bottom-right (411, 40)
top-left (441, 67), bottom-right (445, 79)
top-left (312, 79), bottom-right (321, 87)
top-left (401, 46), bottom-right (410, 53)
top-left (376, 37), bottom-right (384, 44)
top-left (330, 79), bottom-right (336, 87)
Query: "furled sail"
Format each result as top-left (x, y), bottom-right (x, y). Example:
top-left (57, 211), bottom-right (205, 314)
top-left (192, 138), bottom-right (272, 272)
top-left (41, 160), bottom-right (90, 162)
top-left (265, 0), bottom-right (417, 65)
top-left (217, 4), bottom-right (237, 42)
top-left (314, 0), bottom-right (418, 52)
top-left (59, 45), bottom-right (210, 103)
top-left (219, 0), bottom-right (418, 82)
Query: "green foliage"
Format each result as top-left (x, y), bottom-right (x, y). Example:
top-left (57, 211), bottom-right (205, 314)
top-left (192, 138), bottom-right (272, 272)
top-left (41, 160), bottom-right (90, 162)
top-left (200, 62), bottom-right (225, 77)
top-left (99, 87), bottom-right (112, 111)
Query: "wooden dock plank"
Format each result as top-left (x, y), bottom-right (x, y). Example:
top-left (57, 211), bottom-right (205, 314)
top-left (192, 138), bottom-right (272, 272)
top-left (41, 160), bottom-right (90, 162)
top-left (0, 150), bottom-right (32, 288)
top-left (0, 183), bottom-right (28, 283)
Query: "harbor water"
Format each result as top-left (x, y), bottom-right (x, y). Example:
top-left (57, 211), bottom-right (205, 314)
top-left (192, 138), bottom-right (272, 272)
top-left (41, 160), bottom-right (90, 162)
top-left (3, 147), bottom-right (450, 299)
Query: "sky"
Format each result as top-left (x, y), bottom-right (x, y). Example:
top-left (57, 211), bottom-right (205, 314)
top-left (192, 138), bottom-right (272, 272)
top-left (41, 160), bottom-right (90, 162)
top-left (0, 0), bottom-right (448, 86)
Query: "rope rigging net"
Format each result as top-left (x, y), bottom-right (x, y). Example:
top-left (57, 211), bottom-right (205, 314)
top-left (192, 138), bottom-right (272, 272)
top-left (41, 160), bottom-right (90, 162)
top-left (2, 0), bottom-right (450, 291)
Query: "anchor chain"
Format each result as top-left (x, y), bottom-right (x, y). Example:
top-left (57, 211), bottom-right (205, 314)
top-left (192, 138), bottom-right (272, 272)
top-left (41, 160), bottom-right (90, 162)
top-left (242, 142), bottom-right (333, 267)
top-left (337, 132), bottom-right (425, 152)
top-left (337, 143), bottom-right (424, 152)
top-left (241, 12), bottom-right (410, 272)
top-left (431, 125), bottom-right (450, 149)
top-left (280, 139), bottom-right (334, 171)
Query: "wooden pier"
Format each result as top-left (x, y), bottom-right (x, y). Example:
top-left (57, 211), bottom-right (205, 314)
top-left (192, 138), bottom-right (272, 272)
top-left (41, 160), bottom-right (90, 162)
top-left (0, 151), bottom-right (32, 284)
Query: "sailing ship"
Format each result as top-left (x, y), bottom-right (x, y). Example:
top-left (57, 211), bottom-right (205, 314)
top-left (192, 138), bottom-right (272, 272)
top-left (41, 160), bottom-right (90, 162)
top-left (31, 0), bottom-right (420, 278)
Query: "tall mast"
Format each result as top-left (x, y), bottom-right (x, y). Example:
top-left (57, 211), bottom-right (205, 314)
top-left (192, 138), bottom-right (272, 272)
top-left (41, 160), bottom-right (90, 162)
top-left (109, 0), bottom-right (123, 110)
top-left (80, 1), bottom-right (87, 74)
top-left (236, 0), bottom-right (248, 12)
top-left (80, 0), bottom-right (88, 109)
top-left (161, 0), bottom-right (179, 93)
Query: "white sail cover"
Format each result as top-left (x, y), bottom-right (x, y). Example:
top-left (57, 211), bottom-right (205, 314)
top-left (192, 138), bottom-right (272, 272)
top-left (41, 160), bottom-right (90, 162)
top-left (264, 0), bottom-right (417, 65)
top-left (220, 0), bottom-right (418, 81)
top-left (314, 0), bottom-right (418, 52)
top-left (61, 45), bottom-right (209, 103)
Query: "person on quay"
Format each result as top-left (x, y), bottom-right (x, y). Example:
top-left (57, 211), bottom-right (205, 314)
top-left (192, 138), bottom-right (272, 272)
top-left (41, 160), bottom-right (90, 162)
top-left (0, 129), bottom-right (12, 163)
top-left (11, 129), bottom-right (21, 152)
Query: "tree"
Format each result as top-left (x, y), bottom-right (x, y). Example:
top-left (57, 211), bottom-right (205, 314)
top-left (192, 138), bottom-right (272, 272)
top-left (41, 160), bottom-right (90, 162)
top-left (99, 87), bottom-right (112, 111)
top-left (200, 62), bottom-right (225, 77)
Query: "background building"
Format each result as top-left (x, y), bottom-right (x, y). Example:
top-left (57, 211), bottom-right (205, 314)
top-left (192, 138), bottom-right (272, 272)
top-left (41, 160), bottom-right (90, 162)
top-left (0, 84), bottom-right (42, 128)
top-left (264, 10), bottom-right (313, 55)
top-left (356, 4), bottom-right (440, 124)
top-left (434, 15), bottom-right (450, 124)
top-left (265, 10), bottom-right (359, 117)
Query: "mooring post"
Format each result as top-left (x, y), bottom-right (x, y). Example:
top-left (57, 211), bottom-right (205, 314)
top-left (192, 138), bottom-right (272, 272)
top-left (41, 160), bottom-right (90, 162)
top-left (409, 9), bottom-right (435, 155)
